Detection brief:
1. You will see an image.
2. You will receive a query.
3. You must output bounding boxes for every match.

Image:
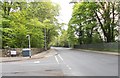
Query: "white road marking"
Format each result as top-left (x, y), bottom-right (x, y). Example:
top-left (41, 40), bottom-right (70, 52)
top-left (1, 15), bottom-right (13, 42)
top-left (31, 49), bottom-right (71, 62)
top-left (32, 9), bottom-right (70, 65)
top-left (66, 65), bottom-right (72, 70)
top-left (57, 54), bottom-right (72, 70)
top-left (55, 53), bottom-right (72, 70)
top-left (58, 54), bottom-right (63, 61)
top-left (55, 52), bottom-right (58, 55)
top-left (55, 56), bottom-right (59, 64)
top-left (34, 61), bottom-right (40, 64)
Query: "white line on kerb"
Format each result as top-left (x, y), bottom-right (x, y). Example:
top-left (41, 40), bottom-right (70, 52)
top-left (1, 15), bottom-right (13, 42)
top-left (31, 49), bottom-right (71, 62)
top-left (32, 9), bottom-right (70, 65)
top-left (55, 56), bottom-right (59, 64)
top-left (66, 65), bottom-right (72, 70)
top-left (58, 54), bottom-right (63, 61)
top-left (34, 61), bottom-right (40, 64)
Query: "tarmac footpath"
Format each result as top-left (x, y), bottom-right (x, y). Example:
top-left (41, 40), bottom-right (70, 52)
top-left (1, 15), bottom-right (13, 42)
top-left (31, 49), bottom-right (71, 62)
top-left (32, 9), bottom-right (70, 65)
top-left (74, 49), bottom-right (119, 56)
top-left (0, 49), bottom-right (52, 63)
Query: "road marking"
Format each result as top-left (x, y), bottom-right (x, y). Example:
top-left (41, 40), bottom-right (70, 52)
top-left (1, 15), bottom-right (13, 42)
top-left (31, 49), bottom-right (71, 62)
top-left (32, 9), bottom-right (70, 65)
top-left (66, 65), bottom-right (72, 70)
top-left (55, 52), bottom-right (58, 55)
top-left (58, 54), bottom-right (63, 61)
top-left (34, 61), bottom-right (40, 64)
top-left (57, 54), bottom-right (71, 70)
top-left (55, 56), bottom-right (59, 64)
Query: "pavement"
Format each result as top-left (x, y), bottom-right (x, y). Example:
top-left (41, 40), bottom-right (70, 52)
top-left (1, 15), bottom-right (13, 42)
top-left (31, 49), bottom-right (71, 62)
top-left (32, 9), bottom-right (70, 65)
top-left (0, 49), bottom-right (52, 63)
top-left (0, 48), bottom-right (119, 63)
top-left (74, 49), bottom-right (119, 56)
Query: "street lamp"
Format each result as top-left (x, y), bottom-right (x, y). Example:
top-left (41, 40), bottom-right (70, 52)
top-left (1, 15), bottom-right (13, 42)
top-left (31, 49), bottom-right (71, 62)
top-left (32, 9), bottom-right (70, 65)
top-left (26, 35), bottom-right (31, 48)
top-left (26, 35), bottom-right (31, 58)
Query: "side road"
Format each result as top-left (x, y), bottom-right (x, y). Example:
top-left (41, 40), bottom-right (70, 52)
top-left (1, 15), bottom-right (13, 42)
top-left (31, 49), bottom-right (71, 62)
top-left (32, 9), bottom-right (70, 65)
top-left (0, 49), bottom-right (52, 63)
top-left (74, 49), bottom-right (119, 56)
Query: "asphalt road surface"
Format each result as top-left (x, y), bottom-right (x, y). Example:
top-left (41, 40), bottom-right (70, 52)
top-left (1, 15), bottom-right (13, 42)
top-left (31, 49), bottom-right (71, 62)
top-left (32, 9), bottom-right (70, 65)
top-left (1, 47), bottom-right (118, 76)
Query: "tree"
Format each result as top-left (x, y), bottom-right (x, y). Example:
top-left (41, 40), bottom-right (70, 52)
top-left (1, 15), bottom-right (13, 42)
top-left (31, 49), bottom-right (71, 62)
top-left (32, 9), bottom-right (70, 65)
top-left (95, 2), bottom-right (119, 42)
top-left (68, 2), bottom-right (119, 46)
top-left (68, 2), bottom-right (101, 45)
top-left (1, 1), bottom-right (60, 49)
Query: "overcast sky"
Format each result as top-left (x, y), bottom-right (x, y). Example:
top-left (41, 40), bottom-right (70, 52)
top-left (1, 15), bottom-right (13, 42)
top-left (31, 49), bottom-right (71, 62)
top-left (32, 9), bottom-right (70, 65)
top-left (52, 0), bottom-right (74, 29)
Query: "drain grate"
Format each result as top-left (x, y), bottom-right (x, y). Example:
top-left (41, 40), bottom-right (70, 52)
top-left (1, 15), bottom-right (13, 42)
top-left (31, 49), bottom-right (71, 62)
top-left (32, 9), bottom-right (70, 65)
top-left (45, 69), bottom-right (59, 72)
top-left (45, 70), bottom-right (53, 71)
top-left (2, 71), bottom-right (25, 74)
top-left (11, 71), bottom-right (25, 74)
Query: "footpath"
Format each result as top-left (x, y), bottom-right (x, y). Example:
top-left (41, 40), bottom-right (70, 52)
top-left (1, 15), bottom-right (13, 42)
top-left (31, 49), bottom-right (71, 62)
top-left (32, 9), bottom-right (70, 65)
top-left (0, 49), bottom-right (52, 63)
top-left (75, 49), bottom-right (119, 56)
top-left (0, 49), bottom-right (119, 63)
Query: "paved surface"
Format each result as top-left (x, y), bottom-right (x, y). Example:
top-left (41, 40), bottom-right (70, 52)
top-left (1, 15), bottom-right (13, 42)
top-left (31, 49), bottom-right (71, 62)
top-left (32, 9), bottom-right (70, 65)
top-left (1, 47), bottom-right (118, 76)
top-left (75, 49), bottom-right (119, 56)
top-left (0, 49), bottom-right (51, 63)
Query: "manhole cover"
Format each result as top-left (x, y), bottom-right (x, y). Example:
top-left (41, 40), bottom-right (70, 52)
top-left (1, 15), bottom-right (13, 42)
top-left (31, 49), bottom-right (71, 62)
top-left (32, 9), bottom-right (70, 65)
top-left (2, 71), bottom-right (24, 74)
top-left (45, 70), bottom-right (53, 71)
top-left (11, 71), bottom-right (25, 74)
top-left (12, 72), bottom-right (20, 74)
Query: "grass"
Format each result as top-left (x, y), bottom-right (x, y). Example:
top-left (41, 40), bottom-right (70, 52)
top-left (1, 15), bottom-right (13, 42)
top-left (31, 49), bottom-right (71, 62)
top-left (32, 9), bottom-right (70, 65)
top-left (84, 48), bottom-right (119, 53)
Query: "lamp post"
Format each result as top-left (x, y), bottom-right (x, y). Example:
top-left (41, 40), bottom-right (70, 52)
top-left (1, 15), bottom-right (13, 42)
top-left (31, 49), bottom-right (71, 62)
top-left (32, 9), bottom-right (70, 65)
top-left (26, 35), bottom-right (31, 48)
top-left (26, 35), bottom-right (31, 58)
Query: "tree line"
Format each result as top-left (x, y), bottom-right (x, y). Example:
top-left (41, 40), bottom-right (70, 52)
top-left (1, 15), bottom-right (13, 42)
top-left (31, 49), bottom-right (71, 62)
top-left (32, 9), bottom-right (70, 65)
top-left (53, 1), bottom-right (119, 47)
top-left (0, 1), bottom-right (120, 48)
top-left (0, 1), bottom-right (61, 49)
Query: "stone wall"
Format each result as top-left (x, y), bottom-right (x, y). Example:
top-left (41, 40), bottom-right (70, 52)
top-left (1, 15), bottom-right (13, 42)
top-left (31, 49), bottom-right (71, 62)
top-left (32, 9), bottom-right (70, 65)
top-left (0, 48), bottom-right (45, 57)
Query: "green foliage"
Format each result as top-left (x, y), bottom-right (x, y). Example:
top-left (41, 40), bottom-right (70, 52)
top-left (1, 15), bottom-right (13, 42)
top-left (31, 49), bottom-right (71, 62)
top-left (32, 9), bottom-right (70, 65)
top-left (68, 2), bottom-right (119, 46)
top-left (68, 2), bottom-right (99, 45)
top-left (1, 1), bottom-right (60, 48)
top-left (51, 30), bottom-right (69, 47)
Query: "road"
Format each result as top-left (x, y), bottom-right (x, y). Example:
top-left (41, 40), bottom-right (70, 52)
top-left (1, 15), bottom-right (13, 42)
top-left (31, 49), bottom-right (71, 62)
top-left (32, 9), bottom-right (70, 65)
top-left (1, 47), bottom-right (118, 76)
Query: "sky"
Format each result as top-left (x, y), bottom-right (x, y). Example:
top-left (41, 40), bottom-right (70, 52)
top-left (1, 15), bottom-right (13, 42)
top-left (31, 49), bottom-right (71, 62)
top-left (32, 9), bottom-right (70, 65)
top-left (51, 0), bottom-right (74, 30)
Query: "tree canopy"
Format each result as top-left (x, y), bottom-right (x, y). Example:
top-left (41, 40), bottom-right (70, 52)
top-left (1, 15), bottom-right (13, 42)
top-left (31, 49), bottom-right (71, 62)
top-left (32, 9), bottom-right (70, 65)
top-left (67, 1), bottom-right (119, 47)
top-left (0, 1), bottom-right (60, 48)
